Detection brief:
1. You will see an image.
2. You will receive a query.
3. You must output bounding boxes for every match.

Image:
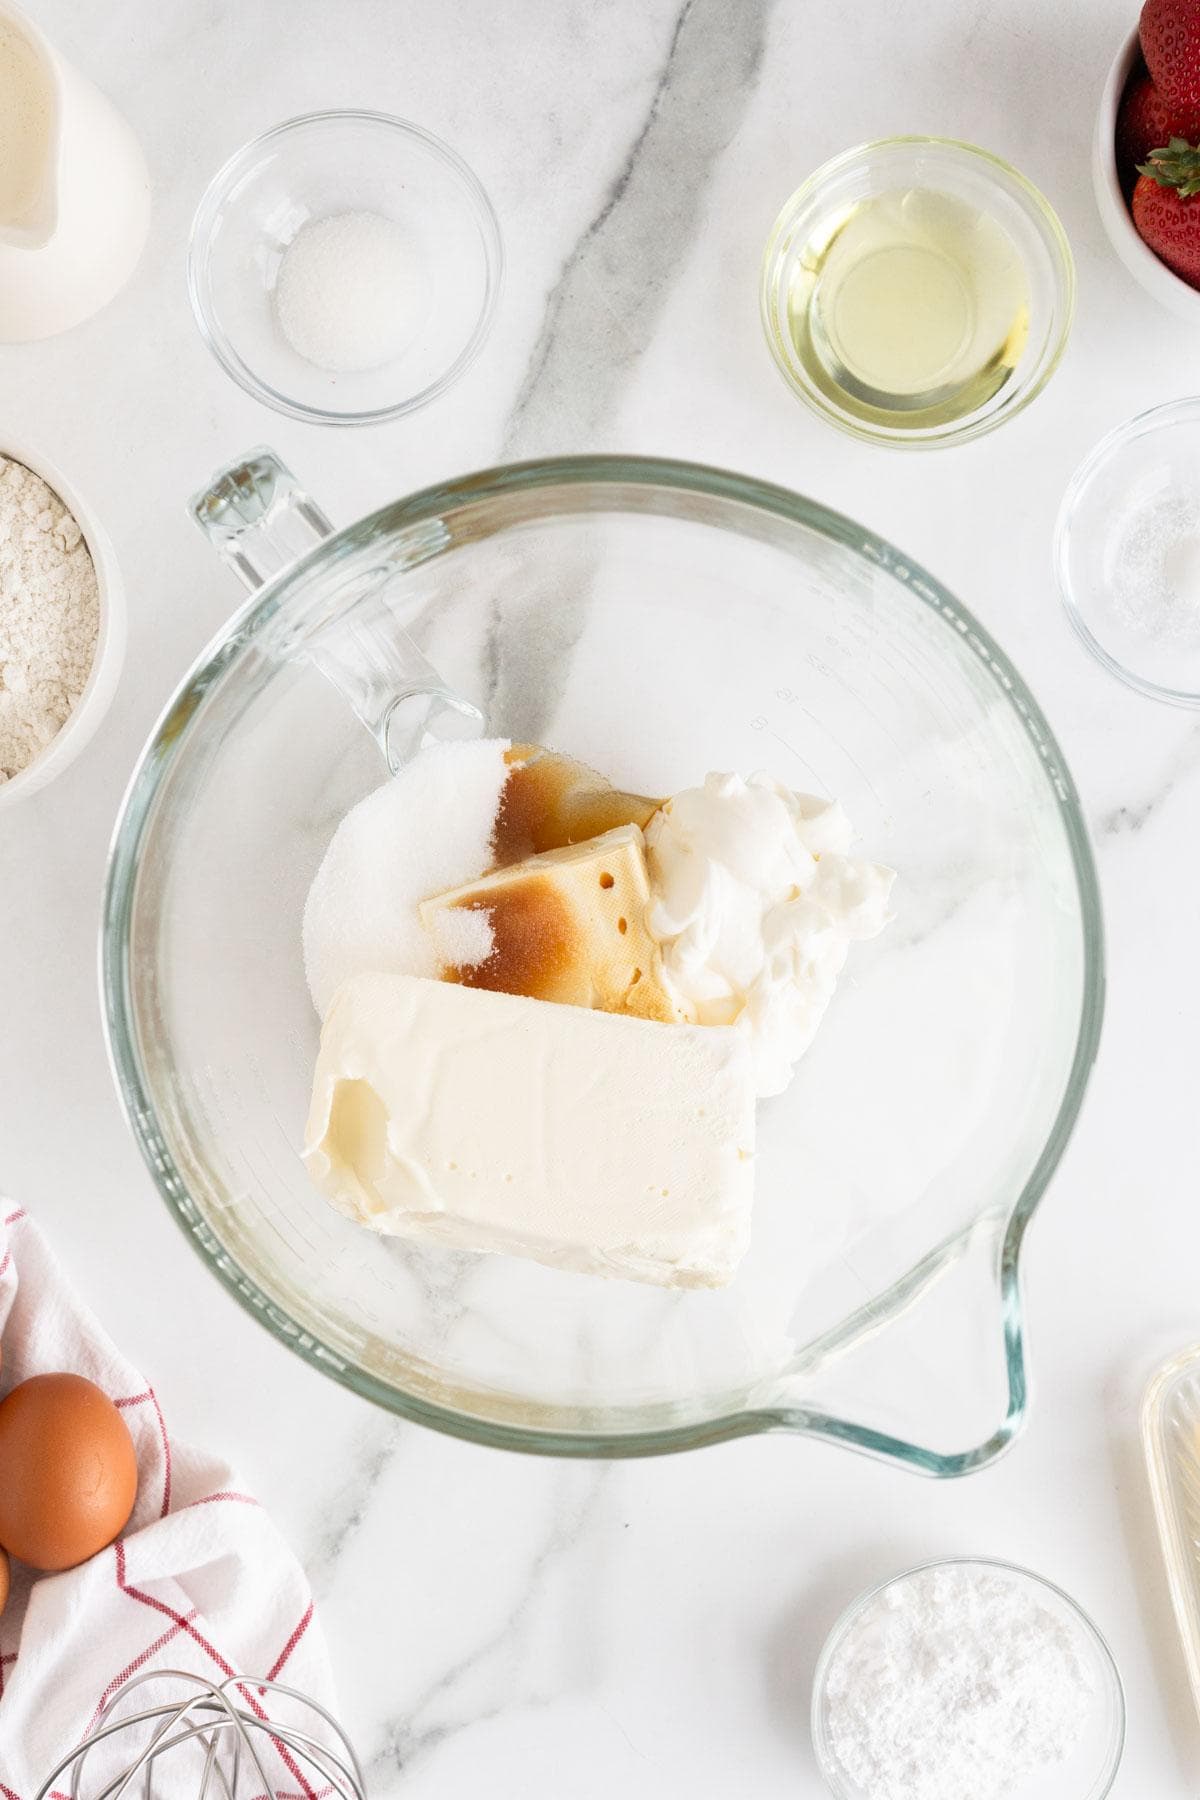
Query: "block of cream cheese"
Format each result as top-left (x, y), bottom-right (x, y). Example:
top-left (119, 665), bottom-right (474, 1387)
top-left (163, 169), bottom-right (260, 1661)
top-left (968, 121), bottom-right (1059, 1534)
top-left (420, 823), bottom-right (689, 1025)
top-left (303, 972), bottom-right (756, 1289)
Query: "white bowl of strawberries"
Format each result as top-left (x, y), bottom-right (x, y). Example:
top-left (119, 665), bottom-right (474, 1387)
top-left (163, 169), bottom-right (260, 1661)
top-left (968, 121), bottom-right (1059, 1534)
top-left (1097, 0), bottom-right (1200, 315)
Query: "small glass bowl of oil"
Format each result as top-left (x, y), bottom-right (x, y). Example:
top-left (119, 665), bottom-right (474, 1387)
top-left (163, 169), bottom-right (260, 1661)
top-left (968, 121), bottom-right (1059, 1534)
top-left (761, 138), bottom-right (1074, 449)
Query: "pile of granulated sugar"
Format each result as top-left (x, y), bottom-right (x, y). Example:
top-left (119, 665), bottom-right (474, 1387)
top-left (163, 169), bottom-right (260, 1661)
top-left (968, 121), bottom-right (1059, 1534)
top-left (0, 456), bottom-right (99, 782)
top-left (303, 736), bottom-right (511, 1016)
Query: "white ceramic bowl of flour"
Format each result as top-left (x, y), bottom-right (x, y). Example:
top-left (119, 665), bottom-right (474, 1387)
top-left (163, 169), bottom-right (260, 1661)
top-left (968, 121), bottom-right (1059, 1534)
top-left (812, 1557), bottom-right (1124, 1800)
top-left (0, 440), bottom-right (124, 811)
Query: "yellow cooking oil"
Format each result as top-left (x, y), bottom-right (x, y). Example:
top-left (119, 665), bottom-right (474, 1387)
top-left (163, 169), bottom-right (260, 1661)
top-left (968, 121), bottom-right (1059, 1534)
top-left (787, 187), bottom-right (1030, 428)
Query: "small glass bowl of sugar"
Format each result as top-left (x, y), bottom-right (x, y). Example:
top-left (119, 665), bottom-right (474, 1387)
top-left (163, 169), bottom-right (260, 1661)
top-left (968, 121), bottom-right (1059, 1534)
top-left (1057, 398), bottom-right (1200, 706)
top-left (188, 110), bottom-right (502, 426)
top-left (811, 1557), bottom-right (1124, 1800)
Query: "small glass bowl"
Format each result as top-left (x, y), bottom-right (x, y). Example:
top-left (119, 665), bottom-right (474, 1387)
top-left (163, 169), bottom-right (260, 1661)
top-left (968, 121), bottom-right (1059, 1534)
top-left (1056, 399), bottom-right (1200, 706)
top-left (761, 137), bottom-right (1075, 449)
top-left (188, 110), bottom-right (503, 426)
top-left (811, 1557), bottom-right (1125, 1800)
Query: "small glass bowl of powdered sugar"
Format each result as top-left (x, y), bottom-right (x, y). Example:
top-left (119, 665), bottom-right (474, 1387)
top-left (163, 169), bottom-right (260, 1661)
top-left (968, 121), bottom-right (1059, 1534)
top-left (188, 110), bottom-right (502, 426)
top-left (0, 442), bottom-right (124, 811)
top-left (1057, 398), bottom-right (1200, 706)
top-left (812, 1557), bottom-right (1124, 1800)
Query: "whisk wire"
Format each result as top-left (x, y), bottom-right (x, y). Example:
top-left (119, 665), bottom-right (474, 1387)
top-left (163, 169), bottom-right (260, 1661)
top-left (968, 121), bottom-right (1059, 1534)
top-left (98, 1688), bottom-right (228, 1800)
top-left (34, 1669), bottom-right (366, 1800)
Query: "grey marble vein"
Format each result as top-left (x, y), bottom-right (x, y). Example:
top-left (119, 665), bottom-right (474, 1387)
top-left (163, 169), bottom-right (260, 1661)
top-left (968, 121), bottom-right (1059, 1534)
top-left (503, 0), bottom-right (770, 454)
top-left (305, 1420), bottom-right (406, 1596)
top-left (1100, 795), bottom-right (1157, 837)
top-left (481, 0), bottom-right (775, 743)
top-left (1095, 721), bottom-right (1200, 838)
top-left (367, 1465), bottom-right (613, 1777)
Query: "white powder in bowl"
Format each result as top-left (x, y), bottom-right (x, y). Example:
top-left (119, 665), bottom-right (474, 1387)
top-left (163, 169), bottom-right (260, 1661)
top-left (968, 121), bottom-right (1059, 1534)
top-left (1110, 493), bottom-right (1200, 646)
top-left (303, 736), bottom-right (510, 1016)
top-left (821, 1563), bottom-right (1097, 1800)
top-left (275, 210), bottom-right (421, 373)
top-left (0, 456), bottom-right (99, 783)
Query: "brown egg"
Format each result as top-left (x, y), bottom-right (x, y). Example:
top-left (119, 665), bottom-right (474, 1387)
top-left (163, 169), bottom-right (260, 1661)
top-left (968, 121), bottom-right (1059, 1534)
top-left (0, 1545), bottom-right (9, 1617)
top-left (0, 1373), bottom-right (138, 1571)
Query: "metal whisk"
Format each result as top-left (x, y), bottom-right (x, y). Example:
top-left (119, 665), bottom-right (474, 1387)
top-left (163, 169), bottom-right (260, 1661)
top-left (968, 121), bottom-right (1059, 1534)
top-left (34, 1669), bottom-right (367, 1800)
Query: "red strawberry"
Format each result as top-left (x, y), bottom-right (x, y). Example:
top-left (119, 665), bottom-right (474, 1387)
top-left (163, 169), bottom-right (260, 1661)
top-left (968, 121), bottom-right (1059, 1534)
top-left (1118, 72), bottom-right (1184, 183)
top-left (1132, 138), bottom-right (1200, 285)
top-left (1141, 0), bottom-right (1200, 136)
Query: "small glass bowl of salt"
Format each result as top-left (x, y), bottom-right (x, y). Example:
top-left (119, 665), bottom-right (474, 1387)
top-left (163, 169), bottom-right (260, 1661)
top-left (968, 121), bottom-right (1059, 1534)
top-left (188, 110), bottom-right (502, 426)
top-left (1057, 398), bottom-right (1200, 706)
top-left (811, 1557), bottom-right (1124, 1800)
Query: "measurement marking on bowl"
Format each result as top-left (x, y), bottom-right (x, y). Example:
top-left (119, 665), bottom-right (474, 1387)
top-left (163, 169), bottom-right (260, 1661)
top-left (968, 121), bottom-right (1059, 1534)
top-left (748, 714), bottom-right (825, 789)
top-left (800, 652), bottom-right (896, 735)
top-left (753, 710), bottom-right (883, 809)
top-left (776, 677), bottom-right (909, 764)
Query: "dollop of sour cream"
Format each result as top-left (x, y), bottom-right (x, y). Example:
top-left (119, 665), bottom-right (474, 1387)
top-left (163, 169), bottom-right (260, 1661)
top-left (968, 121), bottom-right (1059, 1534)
top-left (644, 771), bottom-right (894, 1098)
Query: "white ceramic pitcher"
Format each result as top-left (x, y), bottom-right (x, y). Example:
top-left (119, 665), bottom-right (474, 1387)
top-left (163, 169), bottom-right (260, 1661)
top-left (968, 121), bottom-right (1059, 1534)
top-left (0, 3), bottom-right (150, 341)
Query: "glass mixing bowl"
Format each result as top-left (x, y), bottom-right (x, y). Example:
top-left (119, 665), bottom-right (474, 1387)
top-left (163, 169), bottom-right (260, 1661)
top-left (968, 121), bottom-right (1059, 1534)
top-left (102, 452), bottom-right (1103, 1469)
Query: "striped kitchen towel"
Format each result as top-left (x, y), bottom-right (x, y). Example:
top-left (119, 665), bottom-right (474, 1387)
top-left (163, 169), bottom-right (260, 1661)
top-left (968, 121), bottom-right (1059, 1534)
top-left (0, 1206), bottom-right (336, 1797)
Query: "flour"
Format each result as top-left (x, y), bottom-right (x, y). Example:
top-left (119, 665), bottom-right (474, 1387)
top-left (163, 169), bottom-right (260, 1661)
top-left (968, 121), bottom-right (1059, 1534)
top-left (822, 1563), bottom-right (1095, 1800)
top-left (0, 456), bottom-right (99, 781)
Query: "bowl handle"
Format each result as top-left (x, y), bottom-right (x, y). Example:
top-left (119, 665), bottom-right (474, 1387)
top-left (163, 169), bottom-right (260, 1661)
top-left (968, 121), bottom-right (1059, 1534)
top-left (188, 446), bottom-right (483, 768)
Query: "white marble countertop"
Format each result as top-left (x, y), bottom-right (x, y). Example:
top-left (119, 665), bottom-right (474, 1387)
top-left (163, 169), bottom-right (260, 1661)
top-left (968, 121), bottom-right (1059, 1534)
top-left (4, 0), bottom-right (1200, 1790)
